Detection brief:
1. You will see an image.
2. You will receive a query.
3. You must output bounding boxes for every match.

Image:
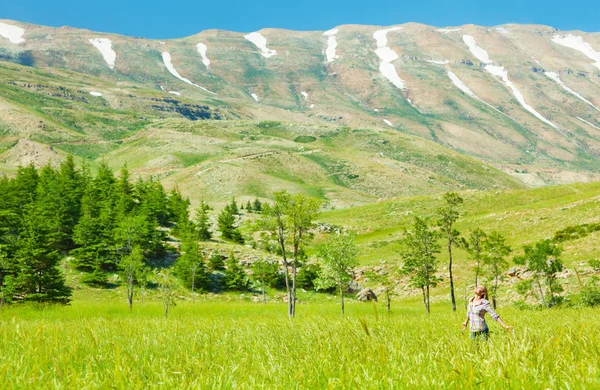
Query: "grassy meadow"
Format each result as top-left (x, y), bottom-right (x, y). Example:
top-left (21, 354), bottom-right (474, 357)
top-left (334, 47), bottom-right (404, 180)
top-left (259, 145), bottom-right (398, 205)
top-left (0, 298), bottom-right (599, 389)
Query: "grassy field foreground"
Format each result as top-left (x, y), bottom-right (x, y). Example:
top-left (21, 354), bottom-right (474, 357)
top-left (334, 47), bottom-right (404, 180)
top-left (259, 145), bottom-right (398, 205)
top-left (0, 301), bottom-right (598, 389)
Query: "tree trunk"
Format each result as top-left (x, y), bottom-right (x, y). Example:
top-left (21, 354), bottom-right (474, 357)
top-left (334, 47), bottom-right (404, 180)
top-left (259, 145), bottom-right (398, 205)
top-left (386, 289), bottom-right (391, 315)
top-left (536, 279), bottom-right (546, 306)
top-left (127, 276), bottom-right (134, 310)
top-left (277, 229), bottom-right (292, 318)
top-left (164, 303), bottom-right (169, 318)
top-left (492, 275), bottom-right (498, 309)
top-left (448, 239), bottom-right (456, 311)
top-left (475, 258), bottom-right (480, 287)
top-left (291, 243), bottom-right (299, 318)
top-left (339, 281), bottom-right (345, 315)
top-left (426, 285), bottom-right (431, 314)
top-left (547, 277), bottom-right (555, 307)
top-left (421, 287), bottom-right (427, 313)
top-left (191, 267), bottom-right (196, 303)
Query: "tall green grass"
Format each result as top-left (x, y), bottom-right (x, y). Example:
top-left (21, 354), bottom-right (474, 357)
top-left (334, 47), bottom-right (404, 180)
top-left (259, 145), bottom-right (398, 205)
top-left (0, 300), bottom-right (598, 389)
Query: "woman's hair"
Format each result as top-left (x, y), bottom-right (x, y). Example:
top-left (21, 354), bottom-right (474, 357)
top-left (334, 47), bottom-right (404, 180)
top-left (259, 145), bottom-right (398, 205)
top-left (476, 285), bottom-right (489, 300)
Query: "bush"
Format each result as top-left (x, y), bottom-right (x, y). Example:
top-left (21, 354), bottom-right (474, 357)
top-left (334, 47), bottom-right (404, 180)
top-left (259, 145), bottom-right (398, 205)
top-left (294, 136), bottom-right (317, 143)
top-left (582, 277), bottom-right (600, 307)
top-left (589, 259), bottom-right (600, 272)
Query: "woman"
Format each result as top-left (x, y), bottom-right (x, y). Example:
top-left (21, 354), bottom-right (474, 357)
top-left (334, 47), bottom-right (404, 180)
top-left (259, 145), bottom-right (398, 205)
top-left (462, 285), bottom-right (512, 340)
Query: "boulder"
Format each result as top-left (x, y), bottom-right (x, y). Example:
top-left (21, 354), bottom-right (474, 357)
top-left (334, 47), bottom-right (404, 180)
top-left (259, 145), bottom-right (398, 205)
top-left (356, 288), bottom-right (378, 302)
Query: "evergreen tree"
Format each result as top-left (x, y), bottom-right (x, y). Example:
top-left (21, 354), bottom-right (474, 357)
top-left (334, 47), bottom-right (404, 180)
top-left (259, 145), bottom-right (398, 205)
top-left (253, 198), bottom-right (262, 213)
top-left (218, 206), bottom-right (244, 244)
top-left (55, 156), bottom-right (85, 251)
top-left (246, 201), bottom-right (253, 213)
top-left (195, 200), bottom-right (212, 241)
top-left (230, 198), bottom-right (239, 215)
top-left (115, 165), bottom-right (135, 218)
top-left (168, 188), bottom-right (191, 237)
top-left (6, 205), bottom-right (71, 303)
top-left (208, 252), bottom-right (225, 271)
top-left (223, 252), bottom-right (249, 291)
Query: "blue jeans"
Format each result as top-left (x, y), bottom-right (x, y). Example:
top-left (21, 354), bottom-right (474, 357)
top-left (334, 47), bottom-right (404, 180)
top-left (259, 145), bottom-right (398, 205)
top-left (470, 329), bottom-right (489, 340)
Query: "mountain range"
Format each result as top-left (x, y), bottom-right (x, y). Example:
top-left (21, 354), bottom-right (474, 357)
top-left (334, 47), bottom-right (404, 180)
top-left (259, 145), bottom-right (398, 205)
top-left (1, 19), bottom-right (599, 206)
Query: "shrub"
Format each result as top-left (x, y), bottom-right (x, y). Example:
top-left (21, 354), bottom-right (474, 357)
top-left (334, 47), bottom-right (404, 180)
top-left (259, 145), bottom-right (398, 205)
top-left (582, 277), bottom-right (600, 307)
top-left (294, 135), bottom-right (317, 143)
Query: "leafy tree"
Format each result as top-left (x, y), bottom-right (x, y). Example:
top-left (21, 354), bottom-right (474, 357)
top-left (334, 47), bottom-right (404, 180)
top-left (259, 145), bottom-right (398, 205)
top-left (581, 277), bottom-right (600, 307)
top-left (316, 234), bottom-right (358, 314)
top-left (400, 217), bottom-right (441, 314)
top-left (6, 205), bottom-right (71, 304)
top-left (365, 261), bottom-right (401, 314)
top-left (223, 253), bottom-right (249, 291)
top-left (175, 234), bottom-right (208, 301)
top-left (195, 200), bottom-right (212, 241)
top-left (436, 192), bottom-right (463, 311)
top-left (155, 269), bottom-right (178, 317)
top-left (261, 190), bottom-right (321, 318)
top-left (296, 262), bottom-right (322, 290)
top-left (118, 245), bottom-right (148, 310)
top-left (217, 206), bottom-right (244, 244)
top-left (514, 239), bottom-right (564, 307)
top-left (251, 259), bottom-right (280, 303)
top-left (465, 228), bottom-right (487, 287)
top-left (483, 232), bottom-right (511, 308)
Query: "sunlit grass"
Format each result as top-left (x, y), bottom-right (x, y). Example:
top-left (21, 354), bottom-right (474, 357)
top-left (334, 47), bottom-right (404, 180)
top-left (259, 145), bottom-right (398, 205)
top-left (0, 299), bottom-right (598, 389)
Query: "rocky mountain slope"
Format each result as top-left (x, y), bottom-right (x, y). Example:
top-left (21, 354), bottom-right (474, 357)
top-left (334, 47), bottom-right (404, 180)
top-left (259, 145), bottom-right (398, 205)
top-left (0, 19), bottom-right (599, 193)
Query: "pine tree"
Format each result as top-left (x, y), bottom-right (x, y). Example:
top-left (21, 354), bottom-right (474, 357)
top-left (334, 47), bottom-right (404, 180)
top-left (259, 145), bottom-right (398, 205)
top-left (223, 252), bottom-right (249, 291)
top-left (218, 206), bottom-right (244, 244)
top-left (246, 201), bottom-right (253, 213)
top-left (6, 205), bottom-right (71, 303)
top-left (208, 252), bottom-right (225, 271)
top-left (253, 198), bottom-right (262, 213)
top-left (230, 198), bottom-right (239, 215)
top-left (195, 200), bottom-right (212, 241)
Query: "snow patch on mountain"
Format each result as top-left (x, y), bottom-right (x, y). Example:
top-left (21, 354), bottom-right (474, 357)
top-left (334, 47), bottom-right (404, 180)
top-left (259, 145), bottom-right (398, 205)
top-left (373, 27), bottom-right (407, 91)
top-left (437, 28), bottom-right (461, 34)
top-left (577, 117), bottom-right (600, 130)
top-left (89, 38), bottom-right (116, 69)
top-left (545, 71), bottom-right (600, 111)
top-left (244, 32), bottom-right (277, 58)
top-left (0, 22), bottom-right (25, 44)
top-left (301, 91), bottom-right (309, 100)
top-left (324, 28), bottom-right (339, 63)
top-left (196, 43), bottom-right (211, 69)
top-left (383, 119), bottom-right (394, 127)
top-left (447, 71), bottom-right (476, 98)
top-left (251, 93), bottom-right (259, 102)
top-left (552, 34), bottom-right (600, 70)
top-left (169, 91), bottom-right (181, 96)
top-left (462, 35), bottom-right (492, 64)
top-left (486, 64), bottom-right (557, 129)
top-left (496, 27), bottom-right (509, 34)
top-left (162, 52), bottom-right (215, 94)
top-left (463, 35), bottom-right (557, 129)
top-left (89, 92), bottom-right (103, 97)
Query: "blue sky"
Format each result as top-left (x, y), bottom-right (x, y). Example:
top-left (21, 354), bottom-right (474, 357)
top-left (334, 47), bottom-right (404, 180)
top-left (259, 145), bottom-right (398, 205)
top-left (1, 0), bottom-right (598, 38)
